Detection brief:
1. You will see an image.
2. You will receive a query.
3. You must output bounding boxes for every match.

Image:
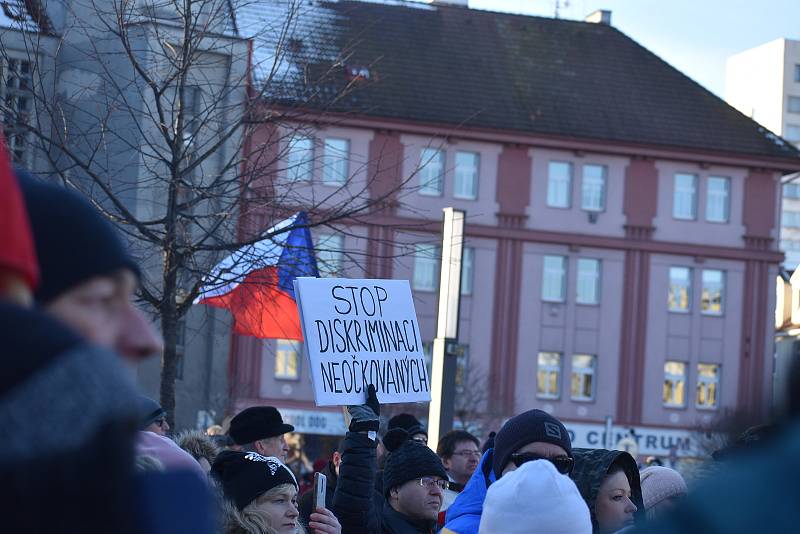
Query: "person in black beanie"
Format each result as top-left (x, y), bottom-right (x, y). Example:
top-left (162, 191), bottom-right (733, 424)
top-left (212, 450), bottom-right (341, 534)
top-left (18, 171), bottom-right (162, 364)
top-left (333, 385), bottom-right (449, 534)
top-left (387, 413), bottom-right (428, 445)
top-left (139, 395), bottom-right (170, 436)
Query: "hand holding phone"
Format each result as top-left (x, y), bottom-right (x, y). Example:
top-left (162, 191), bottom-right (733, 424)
top-left (314, 472), bottom-right (327, 511)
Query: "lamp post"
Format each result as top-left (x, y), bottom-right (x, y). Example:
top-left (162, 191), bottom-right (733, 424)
top-left (427, 207), bottom-right (465, 449)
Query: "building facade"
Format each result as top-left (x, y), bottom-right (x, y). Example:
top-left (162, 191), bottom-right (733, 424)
top-left (726, 38), bottom-right (800, 268)
top-left (228, 1), bottom-right (800, 457)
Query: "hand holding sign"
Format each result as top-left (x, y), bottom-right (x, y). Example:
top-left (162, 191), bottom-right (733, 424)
top-left (294, 278), bottom-right (431, 406)
top-left (347, 384), bottom-right (380, 433)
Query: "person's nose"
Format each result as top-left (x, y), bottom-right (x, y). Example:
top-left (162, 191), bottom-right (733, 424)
top-left (116, 304), bottom-right (163, 361)
top-left (287, 501), bottom-right (299, 518)
top-left (430, 484), bottom-right (444, 496)
top-left (625, 498), bottom-right (638, 514)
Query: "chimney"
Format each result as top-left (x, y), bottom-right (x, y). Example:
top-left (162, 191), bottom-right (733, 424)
top-left (585, 9), bottom-right (611, 25)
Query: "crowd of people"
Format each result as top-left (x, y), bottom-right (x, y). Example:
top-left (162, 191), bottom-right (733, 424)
top-left (3, 145), bottom-right (800, 533)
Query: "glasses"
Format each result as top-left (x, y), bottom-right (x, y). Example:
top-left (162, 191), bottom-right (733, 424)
top-left (411, 435), bottom-right (428, 445)
top-left (451, 450), bottom-right (482, 459)
top-left (154, 418), bottom-right (168, 428)
top-left (417, 477), bottom-right (448, 491)
top-left (510, 452), bottom-right (574, 475)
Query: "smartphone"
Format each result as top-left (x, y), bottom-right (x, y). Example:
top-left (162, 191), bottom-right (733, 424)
top-left (313, 472), bottom-right (327, 510)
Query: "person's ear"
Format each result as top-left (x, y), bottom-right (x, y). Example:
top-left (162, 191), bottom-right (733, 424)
top-left (442, 456), bottom-right (452, 470)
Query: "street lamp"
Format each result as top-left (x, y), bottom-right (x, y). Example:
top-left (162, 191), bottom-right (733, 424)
top-left (427, 207), bottom-right (465, 449)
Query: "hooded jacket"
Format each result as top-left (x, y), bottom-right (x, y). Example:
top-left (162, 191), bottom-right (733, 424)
top-left (569, 449), bottom-right (645, 533)
top-left (443, 449), bottom-right (497, 534)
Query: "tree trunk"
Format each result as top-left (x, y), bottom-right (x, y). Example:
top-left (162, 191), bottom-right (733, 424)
top-left (159, 304), bottom-right (179, 429)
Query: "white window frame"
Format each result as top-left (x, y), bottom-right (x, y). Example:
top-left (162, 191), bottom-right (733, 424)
top-left (317, 234), bottom-right (344, 278)
top-left (673, 173), bottom-right (698, 220)
top-left (701, 269), bottom-right (725, 316)
top-left (275, 339), bottom-right (301, 380)
top-left (705, 176), bottom-right (730, 223)
top-left (663, 361), bottom-right (687, 408)
top-left (461, 246), bottom-right (474, 295)
top-left (454, 151), bottom-right (479, 200)
top-left (419, 148), bottom-right (445, 196)
top-left (576, 258), bottom-right (601, 305)
top-left (570, 354), bottom-right (596, 401)
top-left (322, 138), bottom-right (350, 185)
top-left (537, 352), bottom-right (561, 399)
top-left (788, 96), bottom-right (800, 114)
top-left (285, 135), bottom-right (314, 182)
top-left (542, 255), bottom-right (567, 302)
top-left (668, 267), bottom-right (692, 313)
top-left (547, 161), bottom-right (573, 208)
top-left (581, 164), bottom-right (606, 212)
top-left (412, 243), bottom-right (439, 291)
top-left (696, 363), bottom-right (720, 410)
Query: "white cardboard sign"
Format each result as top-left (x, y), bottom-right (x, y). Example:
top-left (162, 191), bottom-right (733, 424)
top-left (294, 278), bottom-right (431, 406)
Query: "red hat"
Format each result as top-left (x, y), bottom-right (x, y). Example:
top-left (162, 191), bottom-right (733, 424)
top-left (0, 133), bottom-right (38, 289)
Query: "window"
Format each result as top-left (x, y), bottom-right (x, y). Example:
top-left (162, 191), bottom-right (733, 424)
top-left (576, 258), bottom-right (601, 305)
top-left (581, 164), bottom-right (606, 211)
top-left (696, 363), bottom-right (720, 409)
top-left (795, 64), bottom-right (800, 83)
top-left (701, 269), bottom-right (725, 315)
top-left (461, 246), bottom-right (474, 295)
top-left (542, 255), bottom-right (567, 302)
top-left (663, 361), bottom-right (687, 408)
top-left (275, 339), bottom-right (300, 380)
top-left (419, 148), bottom-right (444, 196)
top-left (783, 210), bottom-right (800, 227)
top-left (2, 57), bottom-right (33, 164)
top-left (317, 234), bottom-right (344, 277)
top-left (789, 96), bottom-right (800, 114)
top-left (547, 161), bottom-right (573, 208)
top-left (537, 352), bottom-right (561, 399)
top-left (668, 267), bottom-right (692, 312)
top-left (785, 125), bottom-right (800, 142)
top-left (286, 135), bottom-right (313, 181)
top-left (784, 183), bottom-right (800, 199)
top-left (673, 173), bottom-right (697, 220)
top-left (571, 354), bottom-right (596, 401)
top-left (413, 243), bottom-right (439, 291)
top-left (705, 176), bottom-right (730, 223)
top-left (322, 138), bottom-right (349, 184)
top-left (454, 151), bottom-right (479, 199)
top-left (781, 239), bottom-right (800, 251)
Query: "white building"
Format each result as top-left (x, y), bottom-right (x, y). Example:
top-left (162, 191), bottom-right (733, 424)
top-left (726, 39), bottom-right (800, 268)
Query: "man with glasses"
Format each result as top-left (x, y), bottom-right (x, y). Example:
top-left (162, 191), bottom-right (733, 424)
top-left (437, 430), bottom-right (482, 529)
top-left (387, 413), bottom-right (428, 445)
top-left (333, 385), bottom-right (450, 533)
top-left (139, 396), bottom-right (170, 436)
top-left (444, 409), bottom-right (573, 534)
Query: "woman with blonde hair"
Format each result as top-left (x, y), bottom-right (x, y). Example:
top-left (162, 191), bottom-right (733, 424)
top-left (212, 450), bottom-right (340, 534)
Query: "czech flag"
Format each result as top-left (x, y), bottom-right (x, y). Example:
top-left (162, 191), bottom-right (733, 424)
top-left (194, 212), bottom-right (318, 340)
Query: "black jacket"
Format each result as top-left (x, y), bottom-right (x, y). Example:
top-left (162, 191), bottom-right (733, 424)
top-left (299, 461), bottom-right (338, 526)
top-left (333, 432), bottom-right (435, 534)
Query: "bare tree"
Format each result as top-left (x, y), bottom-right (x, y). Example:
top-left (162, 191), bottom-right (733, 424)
top-left (1, 0), bottom-right (418, 424)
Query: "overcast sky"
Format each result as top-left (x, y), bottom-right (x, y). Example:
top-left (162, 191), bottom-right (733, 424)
top-left (441, 0), bottom-right (800, 98)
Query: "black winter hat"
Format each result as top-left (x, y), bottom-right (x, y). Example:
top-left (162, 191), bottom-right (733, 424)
top-left (228, 406), bottom-right (294, 445)
top-left (211, 451), bottom-right (297, 510)
top-left (387, 413), bottom-right (427, 439)
top-left (382, 428), bottom-right (448, 498)
top-left (17, 171), bottom-right (139, 303)
top-left (138, 395), bottom-right (166, 429)
top-left (492, 409), bottom-right (572, 477)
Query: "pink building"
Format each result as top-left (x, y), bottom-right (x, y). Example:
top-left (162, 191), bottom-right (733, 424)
top-left (229, 1), bottom-right (800, 456)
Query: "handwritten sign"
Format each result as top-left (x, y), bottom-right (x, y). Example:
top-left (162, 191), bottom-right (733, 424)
top-left (294, 278), bottom-right (431, 406)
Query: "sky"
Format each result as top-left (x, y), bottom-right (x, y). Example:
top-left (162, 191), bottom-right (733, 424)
top-left (428, 0), bottom-right (800, 98)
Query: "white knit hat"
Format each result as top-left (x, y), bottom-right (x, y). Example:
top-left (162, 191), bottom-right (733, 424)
top-left (478, 460), bottom-right (592, 534)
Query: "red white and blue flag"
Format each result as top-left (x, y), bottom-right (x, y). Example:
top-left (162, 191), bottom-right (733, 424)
top-left (194, 212), bottom-right (318, 340)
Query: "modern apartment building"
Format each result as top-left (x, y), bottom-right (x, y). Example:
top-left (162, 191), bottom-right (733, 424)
top-left (228, 1), bottom-right (800, 458)
top-left (726, 38), bottom-right (800, 268)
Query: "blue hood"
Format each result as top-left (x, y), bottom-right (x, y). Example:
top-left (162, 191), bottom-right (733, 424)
top-left (444, 449), bottom-right (496, 534)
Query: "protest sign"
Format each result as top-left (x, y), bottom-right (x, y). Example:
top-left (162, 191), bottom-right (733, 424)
top-left (294, 278), bottom-right (431, 406)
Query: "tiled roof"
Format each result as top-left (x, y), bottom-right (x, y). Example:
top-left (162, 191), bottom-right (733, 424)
top-left (235, 0), bottom-right (800, 161)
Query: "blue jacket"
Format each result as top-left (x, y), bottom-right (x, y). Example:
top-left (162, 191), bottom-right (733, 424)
top-left (443, 449), bottom-right (497, 534)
